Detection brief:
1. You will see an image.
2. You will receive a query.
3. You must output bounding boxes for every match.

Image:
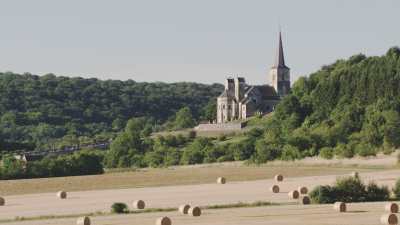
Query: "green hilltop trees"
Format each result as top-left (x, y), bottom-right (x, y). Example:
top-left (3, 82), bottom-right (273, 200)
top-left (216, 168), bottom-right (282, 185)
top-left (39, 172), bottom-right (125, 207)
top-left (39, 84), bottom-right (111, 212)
top-left (252, 47), bottom-right (400, 162)
top-left (0, 73), bottom-right (222, 152)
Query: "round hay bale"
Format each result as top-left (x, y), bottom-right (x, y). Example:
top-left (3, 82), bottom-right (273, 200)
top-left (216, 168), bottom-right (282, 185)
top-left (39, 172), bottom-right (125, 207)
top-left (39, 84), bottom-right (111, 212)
top-left (380, 213), bottom-right (398, 225)
top-left (274, 174), bottom-right (284, 182)
top-left (298, 186), bottom-right (308, 194)
top-left (300, 195), bottom-right (311, 205)
top-left (217, 177), bottom-right (226, 184)
top-left (385, 203), bottom-right (399, 213)
top-left (0, 197), bottom-right (5, 206)
top-left (270, 185), bottom-right (280, 193)
top-left (57, 191), bottom-right (67, 199)
top-left (288, 190), bottom-right (300, 199)
top-left (156, 216), bottom-right (171, 225)
top-left (333, 202), bottom-right (346, 212)
top-left (188, 206), bottom-right (201, 217)
top-left (76, 216), bottom-right (91, 225)
top-left (179, 204), bottom-right (191, 214)
top-left (133, 200), bottom-right (145, 209)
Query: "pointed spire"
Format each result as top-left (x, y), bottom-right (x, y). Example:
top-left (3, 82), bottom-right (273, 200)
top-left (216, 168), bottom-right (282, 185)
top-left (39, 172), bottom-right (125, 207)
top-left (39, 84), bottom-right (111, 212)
top-left (274, 31), bottom-right (287, 68)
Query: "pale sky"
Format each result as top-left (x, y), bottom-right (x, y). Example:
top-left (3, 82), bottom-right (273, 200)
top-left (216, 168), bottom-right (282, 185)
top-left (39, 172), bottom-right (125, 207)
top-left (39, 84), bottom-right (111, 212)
top-left (0, 0), bottom-right (399, 85)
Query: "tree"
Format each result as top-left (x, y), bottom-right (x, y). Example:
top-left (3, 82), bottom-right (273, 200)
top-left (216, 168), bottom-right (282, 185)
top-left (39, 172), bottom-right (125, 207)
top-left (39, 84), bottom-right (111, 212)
top-left (173, 107), bottom-right (195, 129)
top-left (383, 110), bottom-right (400, 148)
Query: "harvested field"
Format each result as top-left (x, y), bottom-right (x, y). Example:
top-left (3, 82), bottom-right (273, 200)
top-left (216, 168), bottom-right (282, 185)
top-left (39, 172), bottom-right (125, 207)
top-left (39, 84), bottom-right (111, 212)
top-left (4, 201), bottom-right (400, 225)
top-left (0, 163), bottom-right (378, 196)
top-left (0, 169), bottom-right (399, 221)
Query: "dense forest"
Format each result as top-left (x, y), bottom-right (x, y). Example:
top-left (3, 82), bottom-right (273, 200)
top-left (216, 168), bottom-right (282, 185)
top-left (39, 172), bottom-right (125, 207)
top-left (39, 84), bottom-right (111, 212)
top-left (0, 72), bottom-right (222, 152)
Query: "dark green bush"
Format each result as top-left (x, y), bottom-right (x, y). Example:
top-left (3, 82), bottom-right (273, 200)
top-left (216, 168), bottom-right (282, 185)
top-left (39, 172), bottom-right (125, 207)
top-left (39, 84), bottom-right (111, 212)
top-left (111, 202), bottom-right (128, 213)
top-left (334, 176), bottom-right (367, 202)
top-left (309, 176), bottom-right (389, 203)
top-left (394, 178), bottom-right (400, 199)
top-left (309, 185), bottom-right (338, 203)
top-left (366, 182), bottom-right (390, 202)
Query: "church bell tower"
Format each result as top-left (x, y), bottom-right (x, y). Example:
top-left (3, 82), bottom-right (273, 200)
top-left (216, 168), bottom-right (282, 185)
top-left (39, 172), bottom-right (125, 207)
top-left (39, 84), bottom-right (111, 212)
top-left (269, 32), bottom-right (290, 96)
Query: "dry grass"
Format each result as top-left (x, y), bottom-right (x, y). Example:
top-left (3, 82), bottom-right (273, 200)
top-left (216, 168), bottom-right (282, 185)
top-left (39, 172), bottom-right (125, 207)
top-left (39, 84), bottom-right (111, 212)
top-left (0, 163), bottom-right (378, 196)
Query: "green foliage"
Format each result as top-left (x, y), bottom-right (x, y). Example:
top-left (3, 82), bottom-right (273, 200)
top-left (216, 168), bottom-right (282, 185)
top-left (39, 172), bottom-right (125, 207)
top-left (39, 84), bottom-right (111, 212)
top-left (172, 107), bottom-right (196, 130)
top-left (252, 139), bottom-right (280, 164)
top-left (354, 142), bottom-right (377, 157)
top-left (366, 182), bottom-right (390, 202)
top-left (105, 117), bottom-right (152, 168)
top-left (309, 185), bottom-right (338, 204)
top-left (319, 147), bottom-right (334, 159)
top-left (309, 176), bottom-right (390, 203)
top-left (111, 202), bottom-right (128, 214)
top-left (202, 99), bottom-right (217, 122)
top-left (248, 48), bottom-right (400, 163)
top-left (280, 145), bottom-right (301, 161)
top-left (334, 176), bottom-right (367, 202)
top-left (180, 138), bottom-right (211, 165)
top-left (0, 72), bottom-right (223, 152)
top-left (0, 151), bottom-right (104, 180)
top-left (231, 138), bottom-right (255, 161)
top-left (334, 143), bottom-right (354, 158)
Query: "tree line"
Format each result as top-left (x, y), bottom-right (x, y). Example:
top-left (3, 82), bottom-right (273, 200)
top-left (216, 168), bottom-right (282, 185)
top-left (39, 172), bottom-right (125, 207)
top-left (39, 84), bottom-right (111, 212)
top-left (0, 72), bottom-right (221, 153)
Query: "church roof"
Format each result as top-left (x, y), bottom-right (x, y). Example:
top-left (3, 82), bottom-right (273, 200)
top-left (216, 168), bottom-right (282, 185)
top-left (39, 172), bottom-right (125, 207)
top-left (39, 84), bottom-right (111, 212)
top-left (272, 32), bottom-right (289, 69)
top-left (255, 85), bottom-right (280, 99)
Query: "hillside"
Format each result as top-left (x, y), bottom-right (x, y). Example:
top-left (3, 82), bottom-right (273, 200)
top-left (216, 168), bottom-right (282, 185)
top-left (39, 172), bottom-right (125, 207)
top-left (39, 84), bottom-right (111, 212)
top-left (257, 47), bottom-right (400, 161)
top-left (0, 72), bottom-right (223, 152)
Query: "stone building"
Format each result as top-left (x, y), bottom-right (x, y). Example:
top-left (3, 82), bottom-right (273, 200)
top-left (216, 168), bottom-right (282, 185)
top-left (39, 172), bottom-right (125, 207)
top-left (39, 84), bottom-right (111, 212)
top-left (216, 32), bottom-right (290, 124)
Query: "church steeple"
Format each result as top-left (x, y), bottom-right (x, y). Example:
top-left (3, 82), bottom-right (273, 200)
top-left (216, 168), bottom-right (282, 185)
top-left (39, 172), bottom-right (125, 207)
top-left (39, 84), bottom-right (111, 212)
top-left (274, 32), bottom-right (288, 68)
top-left (269, 31), bottom-right (290, 97)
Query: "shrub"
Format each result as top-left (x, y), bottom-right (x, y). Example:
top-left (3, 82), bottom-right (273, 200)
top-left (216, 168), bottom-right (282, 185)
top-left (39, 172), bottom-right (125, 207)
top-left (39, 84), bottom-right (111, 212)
top-left (232, 139), bottom-right (254, 161)
top-left (334, 176), bottom-right (366, 202)
top-left (111, 202), bottom-right (128, 213)
top-left (394, 178), bottom-right (400, 199)
top-left (252, 139), bottom-right (279, 164)
top-left (319, 147), bottom-right (334, 159)
top-left (280, 145), bottom-right (301, 161)
top-left (355, 142), bottom-right (377, 157)
top-left (366, 182), bottom-right (390, 201)
top-left (163, 147), bottom-right (181, 166)
top-left (309, 185), bottom-right (337, 204)
top-left (334, 143), bottom-right (354, 158)
top-left (309, 175), bottom-right (390, 203)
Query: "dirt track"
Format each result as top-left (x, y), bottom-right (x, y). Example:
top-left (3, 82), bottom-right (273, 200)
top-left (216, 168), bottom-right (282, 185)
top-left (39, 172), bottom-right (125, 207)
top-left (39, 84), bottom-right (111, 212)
top-left (1, 169), bottom-right (399, 222)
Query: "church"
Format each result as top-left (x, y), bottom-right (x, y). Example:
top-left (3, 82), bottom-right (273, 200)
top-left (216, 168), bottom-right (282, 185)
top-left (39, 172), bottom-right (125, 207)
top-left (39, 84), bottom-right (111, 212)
top-left (216, 32), bottom-right (291, 123)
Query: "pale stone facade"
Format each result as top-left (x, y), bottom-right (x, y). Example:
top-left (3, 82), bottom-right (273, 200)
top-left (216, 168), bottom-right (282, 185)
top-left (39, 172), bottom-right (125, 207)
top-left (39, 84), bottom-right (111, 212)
top-left (216, 32), bottom-right (290, 124)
